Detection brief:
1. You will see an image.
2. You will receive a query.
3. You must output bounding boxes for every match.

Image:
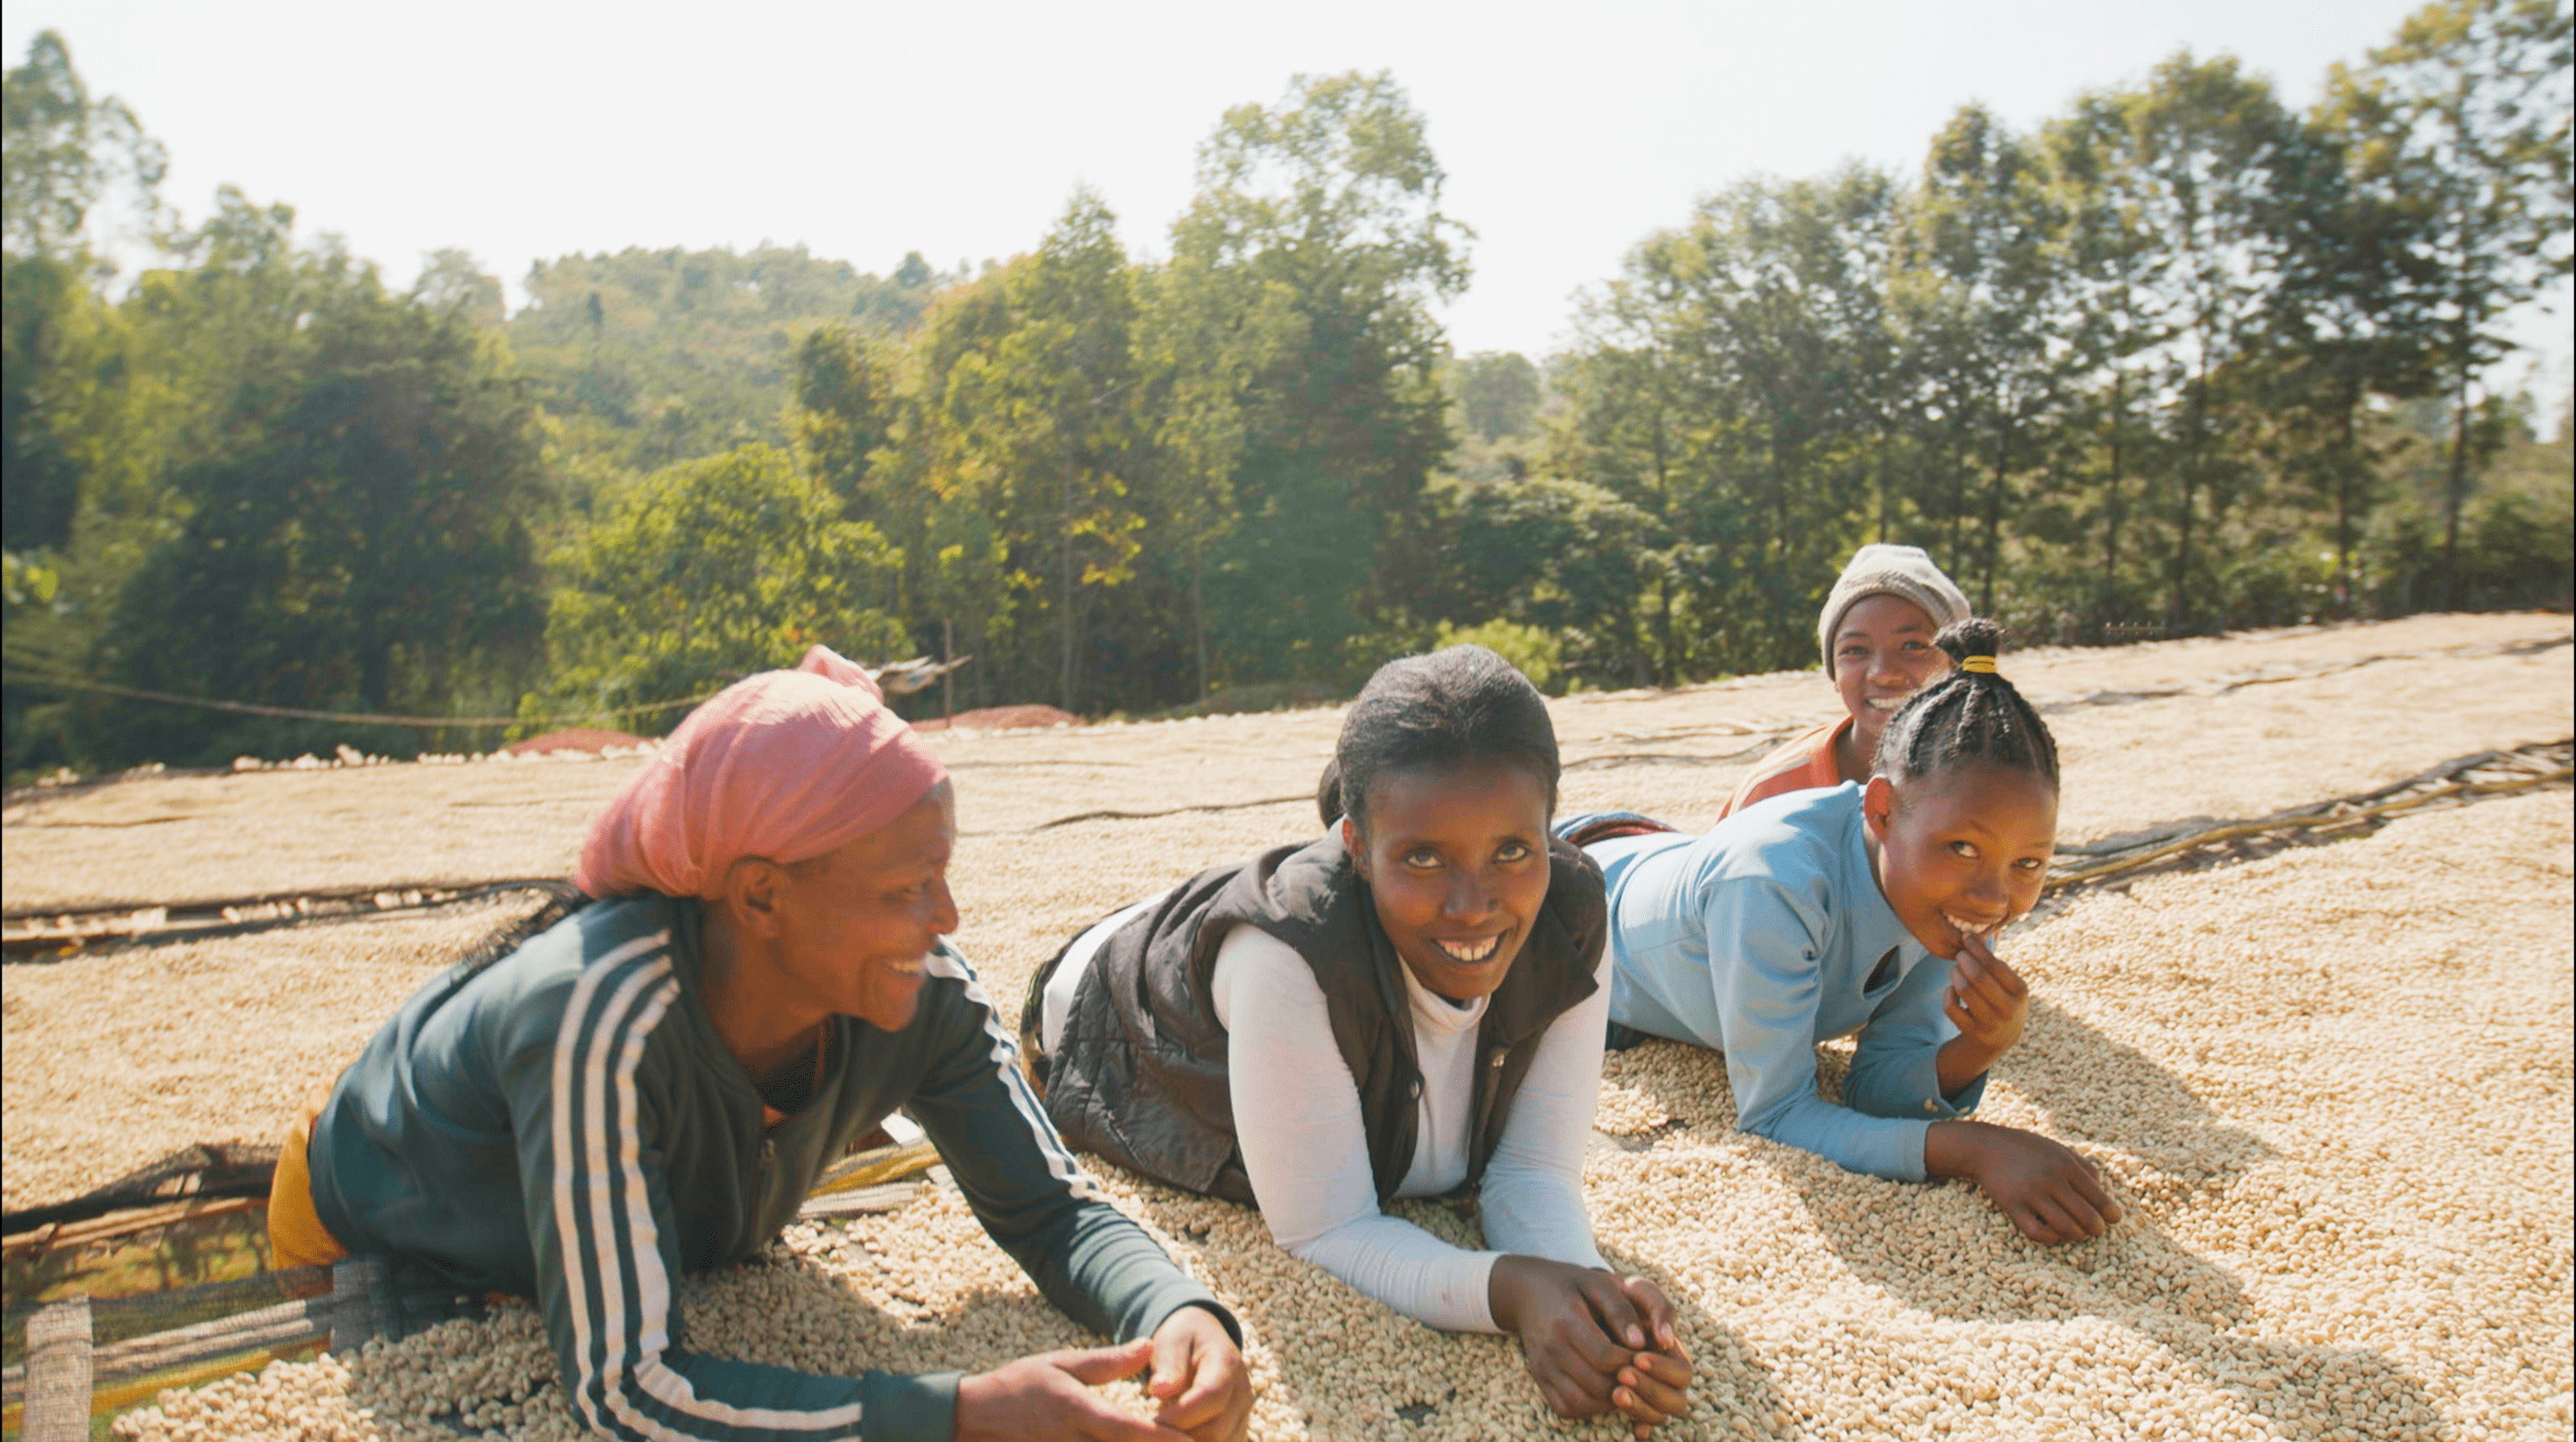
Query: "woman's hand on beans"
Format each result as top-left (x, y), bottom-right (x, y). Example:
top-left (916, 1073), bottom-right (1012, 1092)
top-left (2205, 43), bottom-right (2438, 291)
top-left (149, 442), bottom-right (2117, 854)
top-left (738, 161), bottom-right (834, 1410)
top-left (1145, 1305), bottom-right (1253, 1442)
top-left (1490, 1257), bottom-right (1695, 1434)
top-left (1928, 1121), bottom-right (2123, 1244)
top-left (954, 1337), bottom-right (1192, 1442)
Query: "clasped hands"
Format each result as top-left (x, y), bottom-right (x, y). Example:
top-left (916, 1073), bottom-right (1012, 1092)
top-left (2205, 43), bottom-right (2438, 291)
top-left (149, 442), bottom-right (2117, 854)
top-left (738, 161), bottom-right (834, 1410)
top-left (1491, 1255), bottom-right (1695, 1438)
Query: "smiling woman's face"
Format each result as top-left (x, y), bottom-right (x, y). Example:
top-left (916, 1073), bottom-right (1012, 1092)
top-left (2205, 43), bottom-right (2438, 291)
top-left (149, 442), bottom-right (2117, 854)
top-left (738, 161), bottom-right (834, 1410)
top-left (1833, 594), bottom-right (1950, 753)
top-left (1343, 759), bottom-right (1554, 1005)
top-left (768, 780), bottom-right (960, 1032)
top-left (1864, 764), bottom-right (2057, 960)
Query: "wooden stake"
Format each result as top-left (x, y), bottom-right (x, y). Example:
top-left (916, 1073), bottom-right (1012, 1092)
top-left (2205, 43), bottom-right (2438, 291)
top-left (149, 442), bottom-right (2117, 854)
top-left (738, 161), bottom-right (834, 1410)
top-left (23, 1296), bottom-right (92, 1442)
top-left (329, 1255), bottom-right (385, 1355)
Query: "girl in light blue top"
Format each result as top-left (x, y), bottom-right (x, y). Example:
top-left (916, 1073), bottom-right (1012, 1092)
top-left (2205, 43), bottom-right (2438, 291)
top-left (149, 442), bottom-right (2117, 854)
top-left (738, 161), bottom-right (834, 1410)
top-left (1572, 620), bottom-right (2122, 1245)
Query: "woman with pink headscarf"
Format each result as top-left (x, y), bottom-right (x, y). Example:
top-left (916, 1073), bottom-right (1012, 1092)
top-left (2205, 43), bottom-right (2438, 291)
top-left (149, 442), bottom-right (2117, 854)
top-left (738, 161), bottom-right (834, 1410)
top-left (269, 648), bottom-right (1251, 1442)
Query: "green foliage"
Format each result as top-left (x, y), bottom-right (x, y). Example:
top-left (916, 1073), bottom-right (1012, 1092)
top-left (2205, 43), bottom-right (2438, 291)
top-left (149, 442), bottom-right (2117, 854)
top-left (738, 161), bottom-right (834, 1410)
top-left (774, 72), bottom-right (1479, 717)
top-left (1165, 72), bottom-right (1470, 685)
top-left (1566, 162), bottom-right (1914, 677)
top-left (2334, 0), bottom-right (2573, 602)
top-left (97, 259), bottom-right (551, 764)
top-left (2, 30), bottom-right (168, 557)
top-left (1434, 472), bottom-right (1664, 685)
top-left (2, 550), bottom-right (61, 608)
top-left (2, 251), bottom-right (97, 551)
top-left (1542, 11), bottom-right (2566, 679)
top-left (2360, 393), bottom-right (2573, 610)
top-left (911, 192), bottom-right (1148, 711)
top-left (792, 323), bottom-right (893, 519)
top-left (5, 13), bottom-right (2571, 777)
top-left (1434, 618), bottom-right (1563, 692)
top-left (411, 249), bottom-right (505, 329)
top-left (2, 30), bottom-right (164, 261)
top-left (508, 244), bottom-right (952, 474)
top-left (1445, 351), bottom-right (1546, 485)
top-left (1453, 352), bottom-right (1542, 442)
top-left (542, 444), bottom-right (906, 724)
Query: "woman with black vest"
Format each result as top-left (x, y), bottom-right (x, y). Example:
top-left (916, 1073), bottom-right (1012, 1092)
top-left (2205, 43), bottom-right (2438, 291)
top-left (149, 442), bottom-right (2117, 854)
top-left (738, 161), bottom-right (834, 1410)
top-left (1026, 647), bottom-right (1694, 1437)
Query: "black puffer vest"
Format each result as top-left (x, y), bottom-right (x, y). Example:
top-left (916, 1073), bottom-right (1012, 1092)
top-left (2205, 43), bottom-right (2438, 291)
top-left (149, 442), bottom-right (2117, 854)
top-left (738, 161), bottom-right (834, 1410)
top-left (1030, 831), bottom-right (1606, 1206)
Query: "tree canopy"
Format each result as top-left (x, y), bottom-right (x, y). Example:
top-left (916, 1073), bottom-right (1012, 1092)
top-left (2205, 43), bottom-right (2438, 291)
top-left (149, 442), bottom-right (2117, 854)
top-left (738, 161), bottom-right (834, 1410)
top-left (3, 6), bottom-right (2568, 780)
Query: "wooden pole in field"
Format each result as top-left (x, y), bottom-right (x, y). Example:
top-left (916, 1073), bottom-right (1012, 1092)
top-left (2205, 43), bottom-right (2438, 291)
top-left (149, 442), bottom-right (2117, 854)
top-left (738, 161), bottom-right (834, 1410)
top-left (23, 1296), bottom-right (92, 1442)
top-left (330, 1256), bottom-right (386, 1354)
top-left (943, 619), bottom-right (954, 723)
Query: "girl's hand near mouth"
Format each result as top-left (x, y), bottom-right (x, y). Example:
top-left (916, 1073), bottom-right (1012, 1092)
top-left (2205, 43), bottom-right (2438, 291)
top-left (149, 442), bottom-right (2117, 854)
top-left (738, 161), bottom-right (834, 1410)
top-left (1918, 903), bottom-right (2122, 1249)
top-left (1936, 930), bottom-right (2029, 1095)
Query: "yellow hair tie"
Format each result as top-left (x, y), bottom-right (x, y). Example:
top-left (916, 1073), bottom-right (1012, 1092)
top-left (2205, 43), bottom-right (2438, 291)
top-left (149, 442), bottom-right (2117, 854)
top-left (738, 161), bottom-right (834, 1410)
top-left (1959, 656), bottom-right (1999, 674)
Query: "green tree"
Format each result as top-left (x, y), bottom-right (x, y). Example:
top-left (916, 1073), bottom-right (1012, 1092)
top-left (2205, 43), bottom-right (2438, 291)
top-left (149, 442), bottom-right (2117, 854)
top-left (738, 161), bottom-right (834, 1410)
top-left (2, 250), bottom-right (103, 552)
top-left (1161, 71), bottom-right (1470, 683)
top-left (411, 248), bottom-right (505, 329)
top-left (545, 443), bottom-right (905, 718)
top-left (2113, 55), bottom-right (2307, 630)
top-left (1584, 165), bottom-right (1904, 673)
top-left (1903, 106), bottom-right (2066, 612)
top-left (1441, 472), bottom-right (1664, 686)
top-left (4, 34), bottom-right (183, 776)
top-left (914, 191), bottom-right (1147, 711)
top-left (2, 29), bottom-right (165, 556)
top-left (1546, 324), bottom-right (1702, 682)
top-left (794, 323), bottom-right (894, 518)
top-left (2343, 0), bottom-right (2573, 605)
top-left (103, 264), bottom-right (551, 762)
top-left (2453, 393), bottom-right (2573, 604)
top-left (1453, 351), bottom-right (1542, 442)
top-left (1132, 262), bottom-right (1250, 701)
top-left (2043, 88), bottom-right (2187, 635)
top-left (792, 320), bottom-right (947, 676)
top-left (2, 30), bottom-right (164, 261)
top-left (2254, 88), bottom-right (2443, 615)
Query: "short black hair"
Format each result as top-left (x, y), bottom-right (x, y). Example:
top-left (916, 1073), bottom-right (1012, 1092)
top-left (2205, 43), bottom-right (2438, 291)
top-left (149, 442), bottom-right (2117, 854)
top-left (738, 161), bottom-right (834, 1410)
top-left (1317, 645), bottom-right (1562, 830)
top-left (1874, 618), bottom-right (2060, 790)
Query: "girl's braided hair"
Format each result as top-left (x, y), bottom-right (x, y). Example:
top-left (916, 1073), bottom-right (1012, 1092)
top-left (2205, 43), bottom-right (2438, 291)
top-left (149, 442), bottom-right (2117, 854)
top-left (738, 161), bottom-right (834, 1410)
top-left (1874, 618), bottom-right (2061, 790)
top-left (1317, 645), bottom-right (1562, 830)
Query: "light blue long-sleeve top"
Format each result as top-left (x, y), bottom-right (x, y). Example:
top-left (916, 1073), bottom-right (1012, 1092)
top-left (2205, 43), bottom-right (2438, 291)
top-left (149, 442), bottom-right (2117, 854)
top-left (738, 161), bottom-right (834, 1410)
top-left (1585, 783), bottom-right (1986, 1181)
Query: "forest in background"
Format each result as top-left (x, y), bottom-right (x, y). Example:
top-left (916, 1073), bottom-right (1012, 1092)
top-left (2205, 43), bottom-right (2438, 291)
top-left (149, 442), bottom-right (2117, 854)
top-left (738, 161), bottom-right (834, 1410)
top-left (2, 0), bottom-right (2569, 778)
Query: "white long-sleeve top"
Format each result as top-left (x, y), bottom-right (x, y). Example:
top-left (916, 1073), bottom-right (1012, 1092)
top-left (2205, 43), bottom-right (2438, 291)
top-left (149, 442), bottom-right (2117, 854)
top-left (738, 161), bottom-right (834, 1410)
top-left (1042, 906), bottom-right (1612, 1333)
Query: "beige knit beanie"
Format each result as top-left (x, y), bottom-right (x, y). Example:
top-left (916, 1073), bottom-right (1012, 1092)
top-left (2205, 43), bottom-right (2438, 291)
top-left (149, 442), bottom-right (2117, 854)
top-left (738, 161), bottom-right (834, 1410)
top-left (1817, 544), bottom-right (1971, 669)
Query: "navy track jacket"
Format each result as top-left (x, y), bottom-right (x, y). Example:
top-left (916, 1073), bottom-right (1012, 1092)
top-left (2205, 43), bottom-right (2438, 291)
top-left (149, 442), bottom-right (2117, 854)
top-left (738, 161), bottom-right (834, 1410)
top-left (308, 894), bottom-right (1231, 1441)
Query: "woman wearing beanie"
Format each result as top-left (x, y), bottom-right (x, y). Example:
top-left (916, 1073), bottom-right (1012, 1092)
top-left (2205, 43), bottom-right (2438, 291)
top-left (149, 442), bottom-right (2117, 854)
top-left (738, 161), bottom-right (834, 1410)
top-left (267, 647), bottom-right (1252, 1442)
top-left (1716, 544), bottom-right (1970, 819)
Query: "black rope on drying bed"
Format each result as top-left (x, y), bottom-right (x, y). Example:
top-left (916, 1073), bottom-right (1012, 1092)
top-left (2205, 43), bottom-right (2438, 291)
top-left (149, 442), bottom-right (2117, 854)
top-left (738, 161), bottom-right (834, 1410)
top-left (1, 879), bottom-right (588, 963)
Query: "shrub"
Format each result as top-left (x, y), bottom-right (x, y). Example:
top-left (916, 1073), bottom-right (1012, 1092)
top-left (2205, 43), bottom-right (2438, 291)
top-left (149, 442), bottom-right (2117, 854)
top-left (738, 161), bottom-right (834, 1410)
top-left (537, 443), bottom-right (907, 729)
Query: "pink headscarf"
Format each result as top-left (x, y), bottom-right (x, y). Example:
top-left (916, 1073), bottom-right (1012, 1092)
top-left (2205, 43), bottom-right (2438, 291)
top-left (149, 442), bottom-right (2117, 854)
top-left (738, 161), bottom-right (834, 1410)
top-left (573, 646), bottom-right (949, 899)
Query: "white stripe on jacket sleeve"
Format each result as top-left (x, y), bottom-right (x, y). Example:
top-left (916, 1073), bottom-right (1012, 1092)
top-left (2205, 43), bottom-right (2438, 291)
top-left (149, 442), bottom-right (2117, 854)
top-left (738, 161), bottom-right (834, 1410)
top-left (926, 949), bottom-right (1104, 1202)
top-left (550, 935), bottom-right (868, 1439)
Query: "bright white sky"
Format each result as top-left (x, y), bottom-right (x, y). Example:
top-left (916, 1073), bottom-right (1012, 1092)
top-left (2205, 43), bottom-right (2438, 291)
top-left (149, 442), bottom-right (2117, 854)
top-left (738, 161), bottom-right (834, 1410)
top-left (7, 0), bottom-right (2569, 395)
